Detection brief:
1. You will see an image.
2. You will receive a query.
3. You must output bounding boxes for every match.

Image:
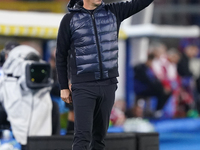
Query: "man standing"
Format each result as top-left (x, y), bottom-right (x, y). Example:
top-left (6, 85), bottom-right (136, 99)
top-left (56, 0), bottom-right (154, 149)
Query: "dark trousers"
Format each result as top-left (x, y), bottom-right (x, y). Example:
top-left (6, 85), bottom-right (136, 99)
top-left (71, 82), bottom-right (117, 150)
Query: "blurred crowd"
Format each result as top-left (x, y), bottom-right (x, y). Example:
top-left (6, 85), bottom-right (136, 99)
top-left (132, 41), bottom-right (200, 118)
top-left (110, 39), bottom-right (200, 129)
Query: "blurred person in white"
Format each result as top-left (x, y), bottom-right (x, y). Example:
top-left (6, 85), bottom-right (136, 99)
top-left (151, 43), bottom-right (182, 117)
top-left (151, 43), bottom-right (180, 91)
top-left (150, 42), bottom-right (173, 94)
top-left (165, 48), bottom-right (181, 90)
top-left (0, 45), bottom-right (54, 147)
top-left (150, 42), bottom-right (168, 81)
top-left (0, 41), bottom-right (20, 130)
top-left (165, 48), bottom-right (186, 117)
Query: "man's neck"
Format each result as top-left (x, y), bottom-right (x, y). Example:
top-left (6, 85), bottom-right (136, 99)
top-left (83, 4), bottom-right (97, 10)
top-left (83, 0), bottom-right (100, 10)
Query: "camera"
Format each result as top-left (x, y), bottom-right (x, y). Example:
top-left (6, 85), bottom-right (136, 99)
top-left (0, 45), bottom-right (54, 145)
top-left (2, 45), bottom-right (53, 89)
top-left (26, 62), bottom-right (52, 89)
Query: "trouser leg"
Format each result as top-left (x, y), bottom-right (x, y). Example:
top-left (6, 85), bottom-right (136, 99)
top-left (89, 84), bottom-right (116, 150)
top-left (72, 85), bottom-right (98, 150)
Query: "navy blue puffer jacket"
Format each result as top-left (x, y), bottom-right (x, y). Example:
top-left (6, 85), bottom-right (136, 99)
top-left (70, 2), bottom-right (118, 79)
top-left (56, 0), bottom-right (154, 89)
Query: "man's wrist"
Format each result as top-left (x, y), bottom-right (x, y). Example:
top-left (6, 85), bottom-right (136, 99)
top-left (60, 84), bottom-right (69, 90)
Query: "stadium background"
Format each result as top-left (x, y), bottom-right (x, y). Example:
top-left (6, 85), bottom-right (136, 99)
top-left (0, 0), bottom-right (200, 150)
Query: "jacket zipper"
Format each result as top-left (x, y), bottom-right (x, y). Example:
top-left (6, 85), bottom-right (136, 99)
top-left (91, 13), bottom-right (103, 79)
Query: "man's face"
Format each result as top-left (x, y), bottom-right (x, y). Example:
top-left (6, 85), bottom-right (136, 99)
top-left (86, 0), bottom-right (102, 8)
